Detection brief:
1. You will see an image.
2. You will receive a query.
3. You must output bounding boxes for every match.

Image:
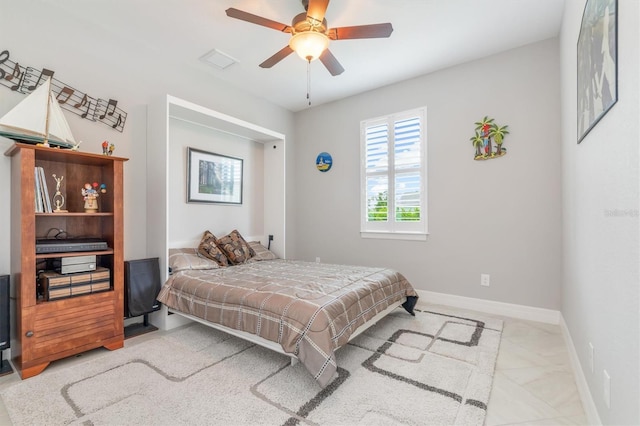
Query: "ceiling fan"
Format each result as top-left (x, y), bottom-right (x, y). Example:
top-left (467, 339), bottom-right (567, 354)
top-left (225, 0), bottom-right (393, 76)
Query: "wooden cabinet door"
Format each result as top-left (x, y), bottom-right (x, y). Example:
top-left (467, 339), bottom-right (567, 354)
top-left (29, 293), bottom-right (117, 361)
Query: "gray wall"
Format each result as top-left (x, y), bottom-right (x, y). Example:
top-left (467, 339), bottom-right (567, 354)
top-left (167, 120), bottom-right (265, 246)
top-left (560, 1), bottom-right (639, 424)
top-left (293, 38), bottom-right (563, 310)
top-left (0, 1), bottom-right (296, 274)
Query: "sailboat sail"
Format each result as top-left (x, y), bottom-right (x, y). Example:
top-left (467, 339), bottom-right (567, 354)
top-left (0, 77), bottom-right (76, 148)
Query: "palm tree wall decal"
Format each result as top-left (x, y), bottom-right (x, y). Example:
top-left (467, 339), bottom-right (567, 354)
top-left (470, 116), bottom-right (509, 160)
top-left (474, 116), bottom-right (494, 156)
top-left (490, 124), bottom-right (510, 155)
top-left (470, 132), bottom-right (484, 157)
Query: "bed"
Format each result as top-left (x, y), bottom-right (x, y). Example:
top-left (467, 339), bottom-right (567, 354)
top-left (157, 237), bottom-right (418, 388)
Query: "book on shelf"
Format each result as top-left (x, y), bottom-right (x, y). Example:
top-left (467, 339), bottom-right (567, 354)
top-left (39, 167), bottom-right (52, 213)
top-left (34, 167), bottom-right (43, 213)
top-left (34, 166), bottom-right (52, 213)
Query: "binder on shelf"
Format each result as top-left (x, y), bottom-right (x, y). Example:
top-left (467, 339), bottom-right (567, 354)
top-left (34, 167), bottom-right (43, 213)
top-left (38, 167), bottom-right (52, 213)
top-left (34, 166), bottom-right (53, 213)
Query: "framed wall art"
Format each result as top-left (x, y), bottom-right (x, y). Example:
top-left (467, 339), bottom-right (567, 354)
top-left (187, 147), bottom-right (243, 204)
top-left (577, 0), bottom-right (617, 143)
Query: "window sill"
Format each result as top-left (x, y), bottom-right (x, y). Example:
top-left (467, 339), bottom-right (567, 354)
top-left (360, 231), bottom-right (428, 241)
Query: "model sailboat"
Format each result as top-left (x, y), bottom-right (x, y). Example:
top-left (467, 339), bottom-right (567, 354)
top-left (0, 77), bottom-right (77, 149)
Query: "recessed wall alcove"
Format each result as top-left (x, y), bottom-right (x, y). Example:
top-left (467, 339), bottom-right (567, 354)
top-left (146, 95), bottom-right (286, 330)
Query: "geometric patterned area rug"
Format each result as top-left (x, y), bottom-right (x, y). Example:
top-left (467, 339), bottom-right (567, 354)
top-left (0, 306), bottom-right (502, 426)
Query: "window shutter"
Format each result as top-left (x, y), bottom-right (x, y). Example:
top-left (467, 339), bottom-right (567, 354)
top-left (394, 116), bottom-right (421, 222)
top-left (361, 107), bottom-right (427, 239)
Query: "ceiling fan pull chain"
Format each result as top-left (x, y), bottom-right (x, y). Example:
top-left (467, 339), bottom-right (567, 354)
top-left (307, 58), bottom-right (312, 106)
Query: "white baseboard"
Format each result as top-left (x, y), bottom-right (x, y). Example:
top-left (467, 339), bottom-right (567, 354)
top-left (559, 315), bottom-right (601, 425)
top-left (416, 290), bottom-right (561, 324)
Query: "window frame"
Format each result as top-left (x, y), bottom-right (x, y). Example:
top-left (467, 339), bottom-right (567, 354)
top-left (360, 107), bottom-right (428, 241)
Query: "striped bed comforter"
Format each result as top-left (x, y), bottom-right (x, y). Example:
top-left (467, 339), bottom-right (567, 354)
top-left (156, 259), bottom-right (418, 387)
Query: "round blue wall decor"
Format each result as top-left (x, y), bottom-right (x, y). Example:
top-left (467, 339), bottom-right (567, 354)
top-left (316, 152), bottom-right (333, 172)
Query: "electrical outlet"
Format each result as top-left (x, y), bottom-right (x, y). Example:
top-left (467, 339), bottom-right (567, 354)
top-left (603, 370), bottom-right (611, 408)
top-left (480, 274), bottom-right (490, 287)
top-left (588, 342), bottom-right (594, 373)
top-left (315, 257), bottom-right (320, 263)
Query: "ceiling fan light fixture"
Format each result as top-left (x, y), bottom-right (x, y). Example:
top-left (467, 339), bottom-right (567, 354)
top-left (289, 31), bottom-right (329, 62)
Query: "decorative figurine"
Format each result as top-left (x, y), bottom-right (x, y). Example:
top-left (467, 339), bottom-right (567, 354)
top-left (52, 174), bottom-right (67, 212)
top-left (108, 143), bottom-right (115, 156)
top-left (82, 182), bottom-right (100, 212)
top-left (102, 140), bottom-right (109, 155)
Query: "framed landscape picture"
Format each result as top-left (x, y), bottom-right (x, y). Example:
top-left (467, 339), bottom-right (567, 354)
top-left (187, 147), bottom-right (243, 204)
top-left (577, 0), bottom-right (618, 143)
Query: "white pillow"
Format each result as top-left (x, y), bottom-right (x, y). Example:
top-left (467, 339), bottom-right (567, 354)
top-left (168, 248), bottom-right (220, 272)
top-left (246, 241), bottom-right (278, 261)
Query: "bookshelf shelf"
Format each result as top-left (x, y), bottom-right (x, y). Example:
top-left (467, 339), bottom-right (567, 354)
top-left (35, 212), bottom-right (114, 217)
top-left (35, 287), bottom-right (114, 306)
top-left (35, 249), bottom-right (115, 260)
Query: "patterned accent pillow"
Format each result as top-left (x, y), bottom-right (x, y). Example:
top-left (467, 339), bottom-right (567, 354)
top-left (168, 248), bottom-right (220, 273)
top-left (246, 241), bottom-right (278, 261)
top-left (215, 229), bottom-right (256, 265)
top-left (197, 231), bottom-right (229, 267)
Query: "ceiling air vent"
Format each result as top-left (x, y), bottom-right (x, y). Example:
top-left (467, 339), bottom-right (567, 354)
top-left (199, 49), bottom-right (238, 70)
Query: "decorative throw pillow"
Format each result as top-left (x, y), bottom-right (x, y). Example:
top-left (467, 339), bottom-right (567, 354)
top-left (215, 229), bottom-right (255, 265)
top-left (168, 248), bottom-right (220, 273)
top-left (197, 231), bottom-right (229, 267)
top-left (246, 241), bottom-right (278, 261)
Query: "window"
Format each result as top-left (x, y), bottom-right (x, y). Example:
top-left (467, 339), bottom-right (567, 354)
top-left (360, 107), bottom-right (427, 240)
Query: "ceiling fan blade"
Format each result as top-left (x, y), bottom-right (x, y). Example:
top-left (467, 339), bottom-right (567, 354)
top-left (306, 0), bottom-right (330, 26)
top-left (319, 49), bottom-right (344, 76)
top-left (328, 23), bottom-right (393, 40)
top-left (259, 45), bottom-right (294, 68)
top-left (225, 8), bottom-right (292, 33)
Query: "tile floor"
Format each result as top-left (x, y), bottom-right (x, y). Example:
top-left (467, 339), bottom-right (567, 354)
top-left (0, 306), bottom-right (588, 425)
top-left (485, 314), bottom-right (588, 425)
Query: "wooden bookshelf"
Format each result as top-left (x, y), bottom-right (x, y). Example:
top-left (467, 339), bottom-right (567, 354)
top-left (6, 143), bottom-right (127, 378)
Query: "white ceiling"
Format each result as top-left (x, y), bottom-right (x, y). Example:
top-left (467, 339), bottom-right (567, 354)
top-left (44, 0), bottom-right (565, 112)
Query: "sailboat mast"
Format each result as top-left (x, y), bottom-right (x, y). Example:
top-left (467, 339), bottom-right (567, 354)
top-left (43, 78), bottom-right (51, 146)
